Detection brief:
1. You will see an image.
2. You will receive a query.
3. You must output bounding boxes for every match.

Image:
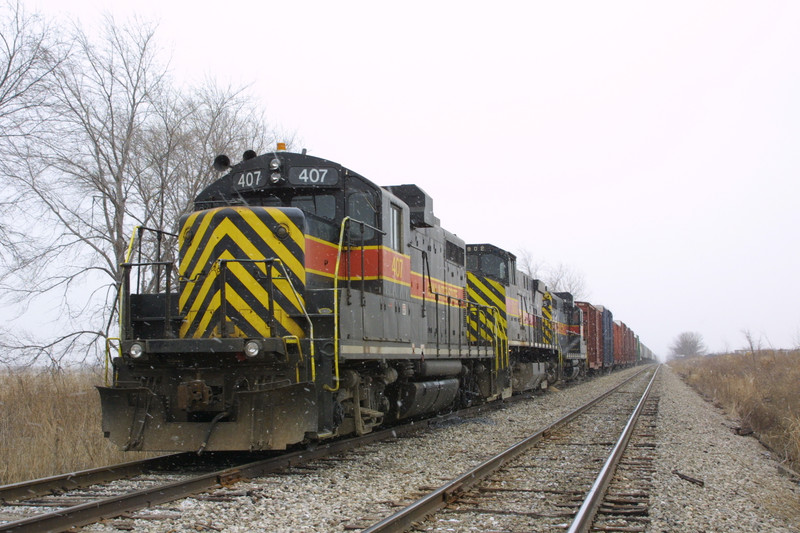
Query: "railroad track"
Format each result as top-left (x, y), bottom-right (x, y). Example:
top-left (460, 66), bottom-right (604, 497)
top-left (0, 391), bottom-right (529, 532)
top-left (0, 452), bottom-right (277, 532)
top-left (360, 365), bottom-right (660, 532)
top-left (578, 380), bottom-right (660, 532)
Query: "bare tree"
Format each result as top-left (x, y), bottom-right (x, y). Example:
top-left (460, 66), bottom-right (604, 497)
top-left (0, 0), bottom-right (67, 265)
top-left (0, 16), bottom-right (166, 365)
top-left (545, 262), bottom-right (588, 301)
top-left (517, 249), bottom-right (543, 280)
top-left (0, 0), bottom-right (65, 142)
top-left (516, 249), bottom-right (589, 300)
top-left (0, 15), bottom-right (288, 366)
top-left (669, 331), bottom-right (707, 358)
top-left (129, 80), bottom-right (287, 291)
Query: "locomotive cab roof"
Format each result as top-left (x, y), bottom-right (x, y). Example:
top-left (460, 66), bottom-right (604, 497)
top-left (196, 150), bottom-right (364, 208)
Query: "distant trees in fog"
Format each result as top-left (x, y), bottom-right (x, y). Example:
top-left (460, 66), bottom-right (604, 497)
top-left (669, 331), bottom-right (707, 358)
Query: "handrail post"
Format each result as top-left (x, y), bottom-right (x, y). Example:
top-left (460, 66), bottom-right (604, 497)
top-left (434, 292), bottom-right (440, 355)
top-left (345, 225), bottom-right (352, 305)
top-left (446, 295), bottom-right (451, 349)
top-left (359, 222), bottom-right (366, 307)
top-left (164, 264), bottom-right (172, 338)
top-left (135, 226), bottom-right (144, 293)
top-left (218, 261), bottom-right (228, 338)
top-left (267, 260), bottom-right (276, 334)
top-left (155, 229), bottom-right (163, 293)
top-left (121, 264), bottom-right (132, 341)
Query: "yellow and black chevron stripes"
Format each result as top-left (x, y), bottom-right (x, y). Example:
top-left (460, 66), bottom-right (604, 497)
top-left (466, 272), bottom-right (508, 343)
top-left (178, 206), bottom-right (306, 339)
top-left (542, 292), bottom-right (554, 345)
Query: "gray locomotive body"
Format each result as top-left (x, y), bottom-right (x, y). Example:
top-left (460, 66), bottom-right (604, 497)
top-left (100, 151), bottom-right (511, 452)
top-left (97, 149), bottom-right (650, 453)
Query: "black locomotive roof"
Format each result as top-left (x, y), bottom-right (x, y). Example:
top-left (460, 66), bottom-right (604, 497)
top-left (195, 151), bottom-right (367, 205)
top-left (466, 243), bottom-right (517, 261)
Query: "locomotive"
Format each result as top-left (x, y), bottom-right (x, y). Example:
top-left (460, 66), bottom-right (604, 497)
top-left (98, 147), bottom-right (642, 453)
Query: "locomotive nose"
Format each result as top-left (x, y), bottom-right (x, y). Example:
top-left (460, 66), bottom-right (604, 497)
top-left (178, 206), bottom-right (307, 340)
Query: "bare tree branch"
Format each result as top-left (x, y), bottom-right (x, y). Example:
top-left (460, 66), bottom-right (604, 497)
top-left (516, 248), bottom-right (589, 300)
top-left (0, 0), bottom-right (68, 267)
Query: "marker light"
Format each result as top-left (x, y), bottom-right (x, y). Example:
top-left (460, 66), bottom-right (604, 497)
top-left (129, 343), bottom-right (144, 359)
top-left (213, 155), bottom-right (231, 172)
top-left (244, 340), bottom-right (261, 358)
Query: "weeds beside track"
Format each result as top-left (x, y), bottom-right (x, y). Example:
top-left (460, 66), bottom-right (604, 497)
top-left (0, 369), bottom-right (153, 485)
top-left (670, 350), bottom-right (800, 471)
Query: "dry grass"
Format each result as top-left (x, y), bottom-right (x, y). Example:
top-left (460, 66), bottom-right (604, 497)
top-left (0, 368), bottom-right (152, 485)
top-left (670, 350), bottom-right (800, 471)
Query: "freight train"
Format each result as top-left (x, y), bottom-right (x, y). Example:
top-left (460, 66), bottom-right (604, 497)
top-left (98, 147), bottom-right (652, 453)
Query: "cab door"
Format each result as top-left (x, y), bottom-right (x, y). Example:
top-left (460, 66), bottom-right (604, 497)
top-left (381, 202), bottom-right (411, 342)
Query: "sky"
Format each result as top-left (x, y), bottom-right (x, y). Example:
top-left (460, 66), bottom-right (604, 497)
top-left (26, 0), bottom-right (800, 357)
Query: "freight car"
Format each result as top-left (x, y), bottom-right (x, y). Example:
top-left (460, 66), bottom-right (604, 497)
top-left (613, 320), bottom-right (636, 367)
top-left (577, 301), bottom-right (603, 371)
top-left (98, 147), bottom-right (646, 453)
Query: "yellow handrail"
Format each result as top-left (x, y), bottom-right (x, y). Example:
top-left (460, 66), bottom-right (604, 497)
top-left (327, 217), bottom-right (351, 392)
top-left (488, 306), bottom-right (509, 371)
top-left (271, 260), bottom-right (316, 383)
top-left (104, 337), bottom-right (120, 386)
top-left (124, 226), bottom-right (140, 263)
top-left (216, 256), bottom-right (316, 383)
top-left (109, 226), bottom-right (143, 381)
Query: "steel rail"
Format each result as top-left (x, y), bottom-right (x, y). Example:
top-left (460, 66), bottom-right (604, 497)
top-left (361, 365), bottom-right (654, 533)
top-left (567, 364), bottom-right (661, 533)
top-left (0, 396), bottom-right (520, 533)
top-left (0, 454), bottom-right (186, 504)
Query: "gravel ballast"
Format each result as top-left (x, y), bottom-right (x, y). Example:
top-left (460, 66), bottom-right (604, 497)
top-left (649, 365), bottom-right (800, 532)
top-left (81, 365), bottom-right (800, 532)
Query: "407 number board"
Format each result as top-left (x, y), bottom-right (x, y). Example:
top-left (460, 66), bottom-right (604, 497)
top-left (288, 167), bottom-right (339, 186)
top-left (232, 167), bottom-right (340, 190)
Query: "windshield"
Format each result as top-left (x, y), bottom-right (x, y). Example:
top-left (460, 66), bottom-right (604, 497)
top-left (197, 190), bottom-right (342, 242)
top-left (468, 251), bottom-right (508, 284)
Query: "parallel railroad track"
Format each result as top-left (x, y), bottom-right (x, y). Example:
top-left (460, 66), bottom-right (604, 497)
top-left (360, 366), bottom-right (659, 532)
top-left (581, 384), bottom-right (660, 532)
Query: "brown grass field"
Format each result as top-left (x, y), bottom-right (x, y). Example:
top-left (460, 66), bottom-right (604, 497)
top-left (0, 369), bottom-right (152, 485)
top-left (2, 354), bottom-right (798, 485)
top-left (670, 350), bottom-right (800, 471)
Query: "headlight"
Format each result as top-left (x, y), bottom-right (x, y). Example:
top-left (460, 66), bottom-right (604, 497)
top-left (269, 158), bottom-right (281, 170)
top-left (244, 340), bottom-right (261, 358)
top-left (269, 172), bottom-right (282, 184)
top-left (129, 342), bottom-right (144, 359)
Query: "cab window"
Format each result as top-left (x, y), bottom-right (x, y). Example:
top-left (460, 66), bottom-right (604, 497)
top-left (346, 179), bottom-right (378, 242)
top-left (291, 194), bottom-right (339, 242)
top-left (389, 204), bottom-right (402, 252)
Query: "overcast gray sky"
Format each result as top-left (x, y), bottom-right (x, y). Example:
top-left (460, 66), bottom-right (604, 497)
top-left (30, 0), bottom-right (800, 356)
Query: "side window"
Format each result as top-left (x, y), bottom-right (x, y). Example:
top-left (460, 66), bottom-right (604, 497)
top-left (466, 254), bottom-right (478, 272)
top-left (346, 179), bottom-right (378, 241)
top-left (389, 204), bottom-right (402, 252)
top-left (446, 240), bottom-right (465, 266)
